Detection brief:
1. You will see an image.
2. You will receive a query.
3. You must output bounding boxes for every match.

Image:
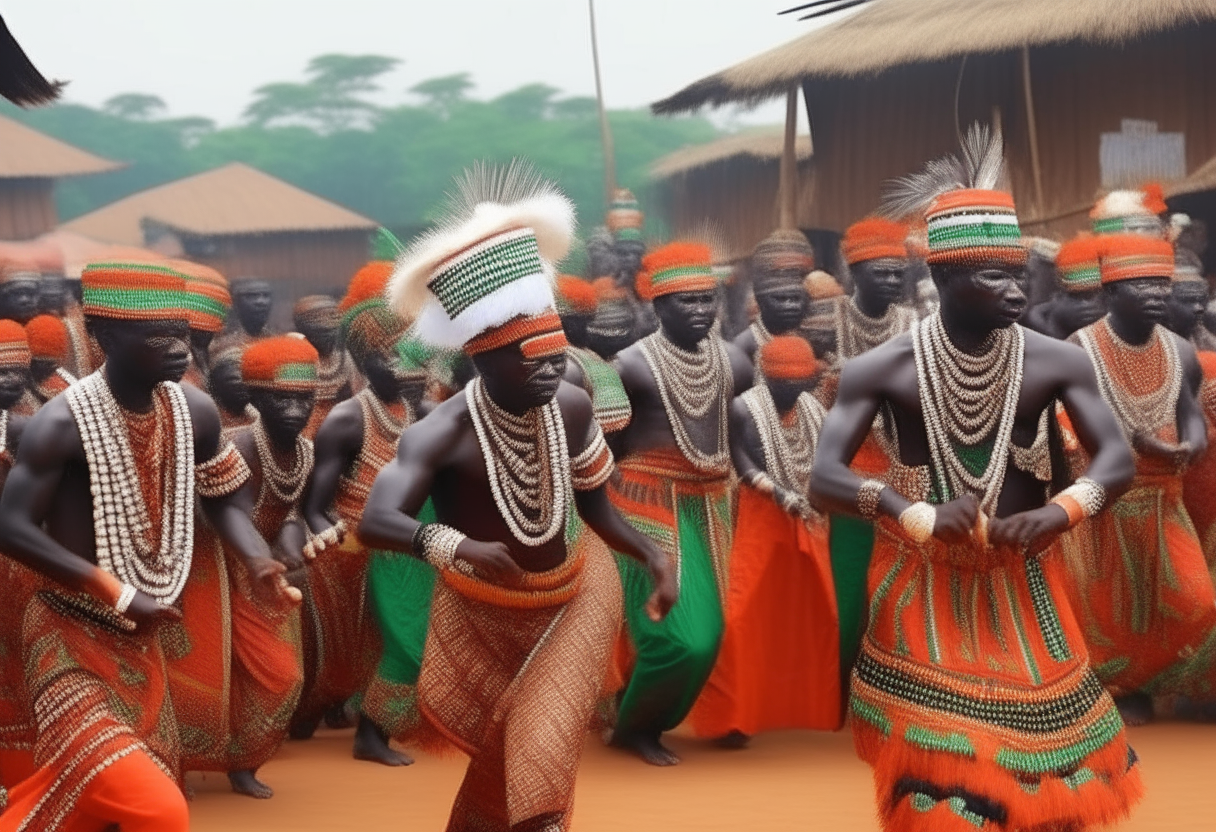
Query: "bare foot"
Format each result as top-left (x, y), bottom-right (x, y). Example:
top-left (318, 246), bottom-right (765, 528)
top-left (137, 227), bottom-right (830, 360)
top-left (289, 717), bottom-right (319, 740)
top-left (1115, 693), bottom-right (1154, 727)
top-left (353, 715), bottom-right (414, 767)
top-left (713, 730), bottom-right (751, 750)
top-left (325, 702), bottom-right (356, 730)
top-left (609, 730), bottom-right (681, 766)
top-left (228, 769), bottom-right (274, 799)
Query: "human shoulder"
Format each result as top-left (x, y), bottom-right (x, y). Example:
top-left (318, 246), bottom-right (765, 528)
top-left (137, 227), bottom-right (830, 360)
top-left (835, 332), bottom-right (914, 399)
top-left (315, 395), bottom-right (365, 451)
top-left (398, 387), bottom-right (471, 462)
top-left (181, 381), bottom-right (223, 459)
top-left (17, 395), bottom-right (83, 466)
top-left (732, 326), bottom-right (758, 357)
top-left (556, 380), bottom-right (595, 443)
top-left (614, 341), bottom-right (653, 389)
top-left (1021, 326), bottom-right (1093, 380)
top-left (723, 338), bottom-right (754, 394)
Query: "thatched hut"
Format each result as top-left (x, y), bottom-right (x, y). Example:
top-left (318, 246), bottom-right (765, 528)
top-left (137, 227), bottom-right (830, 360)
top-left (653, 0), bottom-right (1216, 243)
top-left (651, 130), bottom-right (815, 263)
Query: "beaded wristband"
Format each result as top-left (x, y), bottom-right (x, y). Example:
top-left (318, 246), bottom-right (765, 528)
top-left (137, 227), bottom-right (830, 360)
top-left (303, 520), bottom-right (347, 560)
top-left (1049, 477), bottom-right (1106, 529)
top-left (115, 583), bottom-right (138, 615)
top-left (899, 502), bottom-right (936, 544)
top-left (856, 479), bottom-right (886, 520)
top-left (745, 470), bottom-right (776, 496)
top-left (414, 523), bottom-right (467, 571)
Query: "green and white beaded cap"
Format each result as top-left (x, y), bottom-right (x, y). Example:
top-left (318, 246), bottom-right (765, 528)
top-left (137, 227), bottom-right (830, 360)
top-left (388, 160), bottom-right (576, 350)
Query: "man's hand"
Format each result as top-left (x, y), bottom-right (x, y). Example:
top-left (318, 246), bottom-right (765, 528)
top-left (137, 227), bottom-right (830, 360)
top-left (932, 495), bottom-right (980, 544)
top-left (989, 504), bottom-right (1070, 557)
top-left (774, 487), bottom-right (811, 519)
top-left (1133, 433), bottom-right (1196, 469)
top-left (125, 590), bottom-right (183, 634)
top-left (645, 551), bottom-right (677, 623)
top-left (248, 555), bottom-right (300, 604)
top-left (454, 538), bottom-right (525, 586)
top-left (274, 544), bottom-right (306, 573)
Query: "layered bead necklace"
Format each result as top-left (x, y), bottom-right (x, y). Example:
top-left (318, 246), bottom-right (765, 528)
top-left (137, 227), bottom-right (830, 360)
top-left (639, 330), bottom-right (731, 474)
top-left (836, 296), bottom-right (916, 360)
top-left (0, 409), bottom-right (8, 459)
top-left (65, 372), bottom-right (194, 605)
top-left (1077, 317), bottom-right (1180, 439)
top-left (742, 387), bottom-right (826, 495)
top-left (252, 418), bottom-right (313, 506)
top-left (335, 389), bottom-right (412, 521)
top-left (315, 349), bottom-right (350, 400)
top-left (467, 376), bottom-right (570, 547)
top-left (912, 313), bottom-right (1025, 514)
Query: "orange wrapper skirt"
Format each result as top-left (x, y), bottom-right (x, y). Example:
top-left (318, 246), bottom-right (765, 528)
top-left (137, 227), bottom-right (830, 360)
top-left (691, 486), bottom-right (842, 737)
top-left (851, 521), bottom-right (1142, 832)
top-left (418, 532), bottom-right (622, 832)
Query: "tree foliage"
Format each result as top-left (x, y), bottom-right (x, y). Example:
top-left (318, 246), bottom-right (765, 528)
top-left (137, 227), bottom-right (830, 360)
top-left (2, 55), bottom-right (724, 243)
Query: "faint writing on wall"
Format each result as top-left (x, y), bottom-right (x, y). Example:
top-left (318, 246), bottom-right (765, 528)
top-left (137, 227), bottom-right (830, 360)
top-left (1100, 119), bottom-right (1185, 188)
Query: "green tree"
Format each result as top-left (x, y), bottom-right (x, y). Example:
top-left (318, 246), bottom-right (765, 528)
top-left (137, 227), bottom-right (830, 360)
top-left (102, 93), bottom-right (166, 120)
top-left (409, 73), bottom-right (474, 116)
top-left (243, 54), bottom-right (399, 132)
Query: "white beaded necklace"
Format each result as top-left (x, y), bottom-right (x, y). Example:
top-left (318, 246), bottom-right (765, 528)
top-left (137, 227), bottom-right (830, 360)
top-left (912, 313), bottom-right (1025, 514)
top-left (0, 409), bottom-right (8, 457)
top-left (1078, 319), bottom-right (1181, 439)
top-left (252, 418), bottom-right (313, 505)
top-left (467, 376), bottom-right (570, 547)
top-left (65, 371), bottom-right (194, 605)
top-left (837, 296), bottom-right (915, 360)
top-left (742, 387), bottom-right (825, 495)
top-left (639, 330), bottom-right (731, 474)
top-left (362, 387), bottom-right (412, 437)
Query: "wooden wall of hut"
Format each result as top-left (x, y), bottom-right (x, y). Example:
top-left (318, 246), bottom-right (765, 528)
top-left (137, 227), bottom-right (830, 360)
top-left (802, 22), bottom-right (1216, 238)
top-left (656, 156), bottom-right (816, 263)
top-left (0, 178), bottom-right (56, 241)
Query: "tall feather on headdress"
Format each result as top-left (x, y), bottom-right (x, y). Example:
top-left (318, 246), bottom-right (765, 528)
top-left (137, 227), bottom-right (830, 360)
top-left (881, 123), bottom-right (1008, 220)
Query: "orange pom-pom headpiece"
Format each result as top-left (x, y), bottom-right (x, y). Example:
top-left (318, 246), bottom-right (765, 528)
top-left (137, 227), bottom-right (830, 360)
top-left (0, 320), bottom-right (30, 368)
top-left (241, 335), bottom-right (320, 392)
top-left (843, 217), bottom-right (909, 266)
top-left (636, 242), bottom-right (717, 302)
top-left (1055, 235), bottom-right (1103, 293)
top-left (341, 261), bottom-right (393, 314)
top-left (555, 275), bottom-right (599, 316)
top-left (1099, 234), bottom-right (1174, 285)
top-left (1091, 187), bottom-right (1166, 237)
top-left (24, 314), bottom-right (69, 362)
top-left (759, 335), bottom-right (818, 381)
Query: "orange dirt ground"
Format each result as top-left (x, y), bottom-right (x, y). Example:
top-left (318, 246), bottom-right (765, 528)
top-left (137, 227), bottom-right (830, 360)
top-left (188, 722), bottom-right (1216, 831)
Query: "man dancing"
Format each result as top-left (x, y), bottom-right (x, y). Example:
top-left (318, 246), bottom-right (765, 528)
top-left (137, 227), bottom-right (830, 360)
top-left (212, 277), bottom-right (275, 356)
top-left (170, 259), bottom-right (231, 388)
top-left (361, 163), bottom-right (675, 832)
top-left (558, 275), bottom-right (632, 435)
top-left (732, 229), bottom-right (816, 379)
top-left (1024, 235), bottom-right (1106, 341)
top-left (0, 261), bottom-right (280, 831)
top-left (1066, 234), bottom-right (1213, 725)
top-left (609, 241), bottom-right (751, 766)
top-left (23, 313), bottom-right (75, 404)
top-left (810, 127), bottom-right (1143, 832)
top-left (294, 295), bottom-right (355, 438)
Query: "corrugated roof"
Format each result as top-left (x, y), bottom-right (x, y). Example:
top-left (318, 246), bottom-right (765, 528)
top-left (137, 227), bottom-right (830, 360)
top-left (650, 130), bottom-right (812, 180)
top-left (653, 0), bottom-right (1216, 113)
top-left (0, 113), bottom-right (121, 177)
top-left (62, 162), bottom-right (377, 245)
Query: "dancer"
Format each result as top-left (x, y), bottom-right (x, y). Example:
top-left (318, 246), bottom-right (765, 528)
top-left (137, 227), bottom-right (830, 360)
top-left (297, 284), bottom-right (414, 762)
top-left (558, 275), bottom-right (631, 435)
top-left (294, 295), bottom-right (355, 437)
top-left (23, 313), bottom-right (75, 404)
top-left (693, 335), bottom-right (841, 746)
top-left (0, 261), bottom-right (278, 831)
top-left (212, 278), bottom-right (274, 355)
top-left (733, 229), bottom-right (815, 378)
top-left (586, 277), bottom-right (637, 360)
top-left (1067, 234), bottom-right (1213, 725)
top-left (810, 127), bottom-right (1143, 832)
top-left (1024, 235), bottom-right (1106, 340)
top-left (209, 348), bottom-right (258, 435)
top-left (609, 240), bottom-right (751, 766)
top-left (171, 259), bottom-right (231, 388)
top-left (360, 163), bottom-right (675, 832)
top-left (828, 216), bottom-right (916, 368)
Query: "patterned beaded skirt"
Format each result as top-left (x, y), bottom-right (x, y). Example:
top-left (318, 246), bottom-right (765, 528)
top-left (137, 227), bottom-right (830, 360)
top-left (851, 520), bottom-right (1142, 832)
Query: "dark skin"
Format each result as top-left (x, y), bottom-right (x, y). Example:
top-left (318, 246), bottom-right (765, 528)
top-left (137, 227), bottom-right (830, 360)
top-left (232, 280), bottom-right (274, 337)
top-left (614, 239), bottom-right (646, 291)
top-left (1166, 280), bottom-right (1211, 341)
top-left (39, 276), bottom-right (69, 316)
top-left (810, 264), bottom-right (1135, 564)
top-left (0, 365), bottom-right (31, 485)
top-left (732, 280), bottom-right (809, 362)
top-left (0, 276), bottom-right (42, 324)
top-left (1025, 289), bottom-right (1106, 340)
top-left (560, 311), bottom-right (594, 387)
top-left (28, 356), bottom-right (57, 385)
top-left (0, 316), bottom-right (289, 641)
top-left (190, 330), bottom-right (214, 381)
top-left (586, 300), bottom-right (637, 360)
top-left (209, 356), bottom-right (251, 418)
top-left (821, 258), bottom-right (908, 356)
top-left (730, 375), bottom-right (819, 521)
top-left (301, 349), bottom-right (428, 767)
top-left (609, 288), bottom-right (751, 765)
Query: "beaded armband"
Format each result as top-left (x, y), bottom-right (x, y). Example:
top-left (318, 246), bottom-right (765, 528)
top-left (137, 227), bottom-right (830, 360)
top-left (856, 479), bottom-right (886, 520)
top-left (196, 441), bottom-right (252, 498)
top-left (303, 520), bottom-right (348, 560)
top-left (899, 502), bottom-right (936, 544)
top-left (1050, 477), bottom-right (1106, 529)
top-left (413, 523), bottom-right (467, 571)
top-left (744, 469), bottom-right (776, 496)
top-left (571, 426), bottom-right (614, 491)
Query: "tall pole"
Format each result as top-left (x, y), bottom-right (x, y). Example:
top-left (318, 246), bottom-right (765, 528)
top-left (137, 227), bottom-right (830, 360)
top-left (589, 0), bottom-right (616, 206)
top-left (779, 86), bottom-right (799, 230)
top-left (1021, 45), bottom-right (1046, 218)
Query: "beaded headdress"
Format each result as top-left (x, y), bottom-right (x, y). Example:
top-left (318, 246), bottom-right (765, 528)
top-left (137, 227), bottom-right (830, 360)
top-left (752, 229), bottom-right (815, 291)
top-left (883, 123), bottom-right (1025, 268)
top-left (1099, 234), bottom-right (1174, 285)
top-left (636, 242), bottom-right (717, 301)
top-left (344, 302), bottom-right (409, 368)
top-left (842, 217), bottom-right (909, 266)
top-left (25, 314), bottom-right (69, 362)
top-left (389, 161), bottom-right (575, 359)
top-left (167, 259), bottom-right (230, 334)
top-left (293, 295), bottom-right (340, 331)
top-left (80, 261), bottom-right (189, 322)
top-left (759, 335), bottom-right (817, 381)
top-left (1091, 185), bottom-right (1167, 237)
top-left (242, 335), bottom-right (320, 392)
top-left (0, 320), bottom-right (30, 367)
top-left (606, 189), bottom-right (644, 242)
top-left (555, 275), bottom-right (599, 316)
top-left (1055, 235), bottom-right (1103, 293)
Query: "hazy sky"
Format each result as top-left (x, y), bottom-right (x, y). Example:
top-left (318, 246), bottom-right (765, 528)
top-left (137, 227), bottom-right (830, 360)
top-left (4, 0), bottom-right (827, 128)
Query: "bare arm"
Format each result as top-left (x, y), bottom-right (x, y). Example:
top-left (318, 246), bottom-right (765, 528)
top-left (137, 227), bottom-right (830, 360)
top-left (1175, 337), bottom-right (1208, 457)
top-left (302, 398), bottom-right (362, 534)
top-left (724, 340), bottom-right (754, 396)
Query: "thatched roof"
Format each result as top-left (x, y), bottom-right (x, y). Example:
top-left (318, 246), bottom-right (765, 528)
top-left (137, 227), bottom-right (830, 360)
top-left (0, 113), bottom-right (121, 178)
top-left (1168, 154), bottom-right (1216, 198)
top-left (63, 162), bottom-right (377, 246)
top-left (653, 0), bottom-right (1216, 114)
top-left (650, 130), bottom-right (812, 180)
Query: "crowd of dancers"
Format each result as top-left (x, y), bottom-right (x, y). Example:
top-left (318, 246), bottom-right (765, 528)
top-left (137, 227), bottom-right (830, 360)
top-left (0, 127), bottom-right (1212, 831)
